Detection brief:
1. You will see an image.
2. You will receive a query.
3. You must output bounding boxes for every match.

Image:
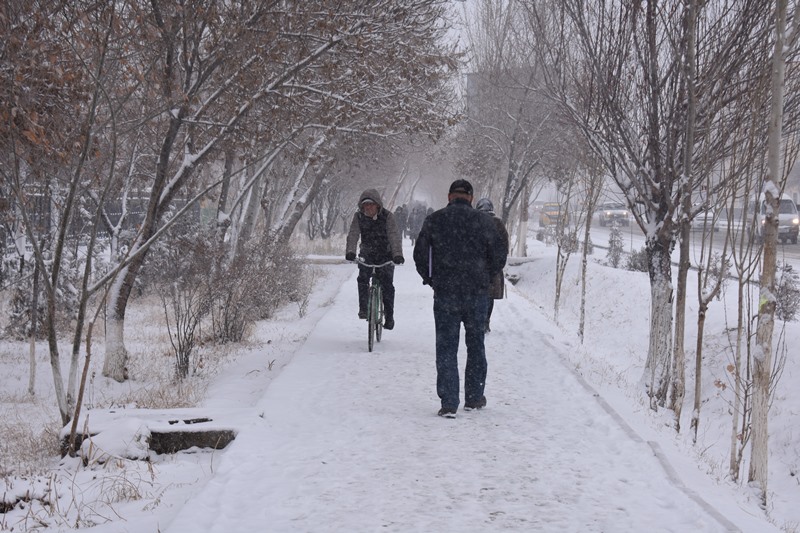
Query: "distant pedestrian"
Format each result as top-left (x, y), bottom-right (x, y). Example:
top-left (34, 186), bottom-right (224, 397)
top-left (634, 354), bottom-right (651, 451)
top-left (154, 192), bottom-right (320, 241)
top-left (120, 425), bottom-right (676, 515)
top-left (394, 204), bottom-right (408, 240)
top-left (345, 189), bottom-right (404, 330)
top-left (413, 180), bottom-right (508, 418)
top-left (408, 202), bottom-right (427, 245)
top-left (475, 198), bottom-right (509, 333)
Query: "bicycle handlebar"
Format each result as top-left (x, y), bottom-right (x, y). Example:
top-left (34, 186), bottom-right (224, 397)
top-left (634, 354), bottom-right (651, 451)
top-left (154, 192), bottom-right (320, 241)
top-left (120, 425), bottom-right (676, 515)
top-left (352, 259), bottom-right (395, 269)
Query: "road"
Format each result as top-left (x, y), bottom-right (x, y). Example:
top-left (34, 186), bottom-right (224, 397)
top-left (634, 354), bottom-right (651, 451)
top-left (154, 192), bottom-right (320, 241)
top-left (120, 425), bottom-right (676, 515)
top-left (582, 221), bottom-right (800, 272)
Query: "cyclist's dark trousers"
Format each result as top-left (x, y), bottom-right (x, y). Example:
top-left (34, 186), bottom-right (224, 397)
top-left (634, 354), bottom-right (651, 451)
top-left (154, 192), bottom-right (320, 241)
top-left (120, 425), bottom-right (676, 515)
top-left (357, 263), bottom-right (395, 320)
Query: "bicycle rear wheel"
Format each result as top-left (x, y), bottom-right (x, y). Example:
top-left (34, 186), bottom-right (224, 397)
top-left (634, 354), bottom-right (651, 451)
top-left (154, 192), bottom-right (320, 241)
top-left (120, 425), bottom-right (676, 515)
top-left (367, 285), bottom-right (377, 351)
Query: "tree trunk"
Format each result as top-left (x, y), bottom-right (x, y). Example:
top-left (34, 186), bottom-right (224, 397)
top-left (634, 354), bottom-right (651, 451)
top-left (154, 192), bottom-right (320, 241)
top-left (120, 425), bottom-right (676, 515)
top-left (670, 211), bottom-right (691, 428)
top-left (272, 135), bottom-right (329, 245)
top-left (578, 222), bottom-right (590, 344)
top-left (748, 0), bottom-right (787, 506)
top-left (671, 0), bottom-right (699, 431)
top-left (215, 148), bottom-right (235, 241)
top-left (729, 277), bottom-right (748, 482)
top-left (102, 269), bottom-right (133, 382)
top-left (579, 172), bottom-right (601, 344)
top-left (516, 181), bottom-right (529, 257)
top-left (234, 163), bottom-right (265, 260)
top-left (27, 260), bottom-right (40, 396)
top-left (68, 319), bottom-right (96, 456)
top-left (276, 161), bottom-right (330, 246)
top-left (47, 309), bottom-right (70, 424)
top-left (101, 99), bottom-right (186, 381)
top-left (553, 245), bottom-right (565, 324)
top-left (385, 160), bottom-right (409, 211)
top-left (726, 172), bottom-right (759, 483)
top-left (690, 300), bottom-right (707, 443)
top-left (690, 269), bottom-right (707, 443)
top-left (642, 241), bottom-right (674, 409)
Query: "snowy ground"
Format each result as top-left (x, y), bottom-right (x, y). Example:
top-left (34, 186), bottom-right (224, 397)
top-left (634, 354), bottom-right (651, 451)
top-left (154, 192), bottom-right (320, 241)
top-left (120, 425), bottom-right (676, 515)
top-left (1, 234), bottom-right (798, 532)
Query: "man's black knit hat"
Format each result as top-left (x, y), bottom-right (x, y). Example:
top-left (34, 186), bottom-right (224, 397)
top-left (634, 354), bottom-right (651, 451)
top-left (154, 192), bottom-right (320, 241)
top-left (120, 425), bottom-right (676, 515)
top-left (448, 179), bottom-right (473, 195)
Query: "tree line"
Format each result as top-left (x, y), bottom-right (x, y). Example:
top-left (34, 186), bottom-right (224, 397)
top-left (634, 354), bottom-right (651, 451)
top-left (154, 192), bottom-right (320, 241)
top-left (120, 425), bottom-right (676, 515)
top-left (0, 1), bottom-right (460, 436)
top-left (452, 0), bottom-right (800, 506)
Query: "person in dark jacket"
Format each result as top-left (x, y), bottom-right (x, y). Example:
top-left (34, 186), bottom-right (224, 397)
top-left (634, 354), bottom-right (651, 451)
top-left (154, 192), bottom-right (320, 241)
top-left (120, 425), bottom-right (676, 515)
top-left (345, 189), bottom-right (404, 330)
top-left (475, 198), bottom-right (510, 333)
top-left (394, 204), bottom-right (408, 240)
top-left (408, 202), bottom-right (427, 245)
top-left (413, 179), bottom-right (508, 418)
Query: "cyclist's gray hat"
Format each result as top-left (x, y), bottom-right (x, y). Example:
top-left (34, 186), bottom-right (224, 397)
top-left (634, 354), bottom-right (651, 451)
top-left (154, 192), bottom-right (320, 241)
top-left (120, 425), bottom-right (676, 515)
top-left (358, 188), bottom-right (383, 207)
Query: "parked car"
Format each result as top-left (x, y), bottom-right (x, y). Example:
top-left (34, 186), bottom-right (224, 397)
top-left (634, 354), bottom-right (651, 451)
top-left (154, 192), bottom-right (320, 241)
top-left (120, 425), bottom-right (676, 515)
top-left (690, 209), bottom-right (722, 233)
top-left (597, 203), bottom-right (629, 227)
top-left (539, 202), bottom-right (569, 227)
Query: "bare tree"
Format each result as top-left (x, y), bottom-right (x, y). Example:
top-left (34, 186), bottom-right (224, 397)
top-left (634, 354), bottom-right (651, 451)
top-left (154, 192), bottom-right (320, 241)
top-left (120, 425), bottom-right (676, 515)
top-left (578, 161), bottom-right (604, 343)
top-left (551, 176), bottom-right (581, 324)
top-left (1, 1), bottom-right (126, 423)
top-left (523, 0), bottom-right (779, 411)
top-left (455, 0), bottom-right (565, 231)
top-left (97, 1), bottom-right (459, 381)
top-left (669, 0), bottom-right (700, 428)
top-left (1, 0), bottom-right (461, 435)
top-left (749, 0), bottom-right (793, 506)
top-left (307, 181), bottom-right (345, 240)
top-left (689, 246), bottom-right (729, 442)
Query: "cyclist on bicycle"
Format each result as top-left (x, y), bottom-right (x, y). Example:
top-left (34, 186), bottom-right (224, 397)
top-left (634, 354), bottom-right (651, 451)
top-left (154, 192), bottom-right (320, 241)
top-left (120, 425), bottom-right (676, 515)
top-left (345, 189), bottom-right (404, 330)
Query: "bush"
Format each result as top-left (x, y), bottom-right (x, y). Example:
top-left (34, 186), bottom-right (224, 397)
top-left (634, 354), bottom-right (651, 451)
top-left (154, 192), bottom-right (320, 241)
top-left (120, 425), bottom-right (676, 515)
top-left (146, 223), bottom-right (218, 379)
top-left (3, 244), bottom-right (88, 340)
top-left (140, 216), bottom-right (312, 378)
top-left (606, 224), bottom-right (624, 268)
top-left (209, 233), bottom-right (310, 344)
top-left (625, 247), bottom-right (649, 272)
top-left (4, 273), bottom-right (47, 340)
top-left (557, 233), bottom-right (578, 254)
top-left (584, 234), bottom-right (594, 255)
top-left (776, 262), bottom-right (800, 322)
top-left (706, 252), bottom-right (730, 300)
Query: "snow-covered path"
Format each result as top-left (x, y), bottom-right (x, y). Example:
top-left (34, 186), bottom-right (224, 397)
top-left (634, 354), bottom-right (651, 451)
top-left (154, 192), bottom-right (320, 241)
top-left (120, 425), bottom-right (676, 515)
top-left (163, 255), bottom-right (758, 532)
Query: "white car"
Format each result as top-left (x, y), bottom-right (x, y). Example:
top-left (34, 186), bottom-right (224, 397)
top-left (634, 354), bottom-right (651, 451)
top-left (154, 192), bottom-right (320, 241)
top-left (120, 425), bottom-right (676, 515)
top-left (752, 195), bottom-right (799, 244)
top-left (691, 209), bottom-right (722, 233)
top-left (597, 203), bottom-right (629, 227)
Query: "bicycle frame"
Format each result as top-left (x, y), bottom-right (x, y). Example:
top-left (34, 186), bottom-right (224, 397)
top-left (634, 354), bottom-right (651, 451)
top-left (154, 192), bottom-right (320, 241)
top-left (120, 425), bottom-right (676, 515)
top-left (354, 259), bottom-right (393, 352)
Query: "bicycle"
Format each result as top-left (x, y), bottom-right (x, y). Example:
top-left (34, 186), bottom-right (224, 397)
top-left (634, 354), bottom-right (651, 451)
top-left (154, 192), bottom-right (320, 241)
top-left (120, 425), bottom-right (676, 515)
top-left (354, 258), bottom-right (394, 352)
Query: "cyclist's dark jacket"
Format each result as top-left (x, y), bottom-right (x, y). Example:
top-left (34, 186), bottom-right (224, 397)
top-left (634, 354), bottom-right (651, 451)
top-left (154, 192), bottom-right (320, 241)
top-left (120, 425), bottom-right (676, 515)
top-left (413, 197), bottom-right (507, 295)
top-left (345, 189), bottom-right (403, 263)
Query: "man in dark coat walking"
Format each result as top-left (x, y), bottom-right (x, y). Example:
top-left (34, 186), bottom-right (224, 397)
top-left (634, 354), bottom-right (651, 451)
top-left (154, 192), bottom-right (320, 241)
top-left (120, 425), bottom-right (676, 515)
top-left (413, 180), bottom-right (507, 418)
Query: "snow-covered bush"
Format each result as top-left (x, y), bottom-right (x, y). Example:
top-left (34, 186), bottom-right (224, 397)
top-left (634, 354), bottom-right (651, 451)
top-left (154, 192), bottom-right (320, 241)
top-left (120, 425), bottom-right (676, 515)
top-left (4, 269), bottom-right (47, 340)
top-left (2, 244), bottom-right (88, 340)
top-left (202, 231), bottom-right (308, 345)
top-left (606, 223), bottom-right (624, 268)
top-left (625, 246), bottom-right (649, 272)
top-left (776, 262), bottom-right (800, 322)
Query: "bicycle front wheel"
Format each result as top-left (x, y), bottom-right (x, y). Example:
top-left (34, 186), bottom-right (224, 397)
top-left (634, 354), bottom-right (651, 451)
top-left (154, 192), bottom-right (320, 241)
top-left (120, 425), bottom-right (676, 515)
top-left (375, 283), bottom-right (383, 343)
top-left (367, 285), bottom-right (377, 352)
